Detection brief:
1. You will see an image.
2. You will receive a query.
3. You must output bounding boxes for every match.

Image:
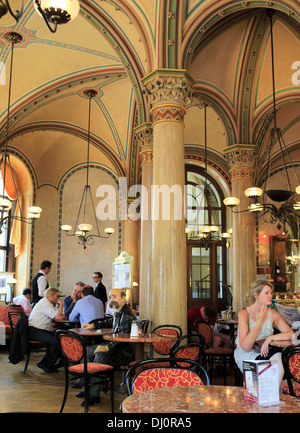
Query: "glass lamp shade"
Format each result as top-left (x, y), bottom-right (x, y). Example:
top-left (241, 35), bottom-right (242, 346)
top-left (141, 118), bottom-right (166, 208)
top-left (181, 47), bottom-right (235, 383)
top-left (61, 224), bottom-right (72, 231)
top-left (296, 186), bottom-right (300, 195)
top-left (28, 212), bottom-right (41, 219)
top-left (223, 197), bottom-right (240, 207)
top-left (248, 203), bottom-right (264, 212)
top-left (75, 230), bottom-right (84, 237)
top-left (244, 187), bottom-right (263, 198)
top-left (200, 226), bottom-right (211, 233)
top-left (34, 0), bottom-right (80, 23)
top-left (209, 226), bottom-right (219, 233)
top-left (0, 197), bottom-right (12, 211)
top-left (78, 223), bottom-right (93, 232)
top-left (28, 206), bottom-right (42, 215)
top-left (221, 232), bottom-right (230, 238)
top-left (293, 202), bottom-right (300, 211)
top-left (7, 278), bottom-right (17, 284)
top-left (104, 227), bottom-right (115, 235)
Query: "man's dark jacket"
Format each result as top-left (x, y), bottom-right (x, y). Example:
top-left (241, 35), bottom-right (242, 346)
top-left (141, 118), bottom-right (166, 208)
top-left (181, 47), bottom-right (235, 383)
top-left (94, 282), bottom-right (107, 308)
top-left (93, 303), bottom-right (136, 365)
top-left (9, 315), bottom-right (29, 365)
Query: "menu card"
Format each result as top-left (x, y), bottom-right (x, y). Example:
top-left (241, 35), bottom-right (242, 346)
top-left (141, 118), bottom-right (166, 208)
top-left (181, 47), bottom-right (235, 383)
top-left (243, 360), bottom-right (279, 406)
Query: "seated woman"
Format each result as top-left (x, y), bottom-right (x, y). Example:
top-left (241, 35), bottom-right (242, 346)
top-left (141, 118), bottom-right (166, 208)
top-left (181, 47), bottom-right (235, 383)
top-left (234, 280), bottom-right (293, 390)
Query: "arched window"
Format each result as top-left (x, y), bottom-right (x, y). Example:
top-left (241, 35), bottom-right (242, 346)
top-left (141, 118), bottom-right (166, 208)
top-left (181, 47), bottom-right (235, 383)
top-left (185, 165), bottom-right (230, 312)
top-left (185, 167), bottom-right (224, 237)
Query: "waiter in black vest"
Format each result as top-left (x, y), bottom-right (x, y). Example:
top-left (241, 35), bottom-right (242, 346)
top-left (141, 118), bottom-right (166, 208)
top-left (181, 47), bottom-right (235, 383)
top-left (31, 260), bottom-right (52, 305)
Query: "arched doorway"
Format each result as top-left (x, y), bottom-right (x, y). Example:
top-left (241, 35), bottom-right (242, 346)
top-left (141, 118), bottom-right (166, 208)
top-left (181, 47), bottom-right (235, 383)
top-left (185, 165), bottom-right (230, 313)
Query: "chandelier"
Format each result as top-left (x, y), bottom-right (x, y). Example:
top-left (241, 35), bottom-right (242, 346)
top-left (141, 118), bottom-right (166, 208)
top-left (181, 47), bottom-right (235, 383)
top-left (0, 31), bottom-right (42, 235)
top-left (186, 103), bottom-right (230, 250)
top-left (0, 0), bottom-right (80, 33)
top-left (223, 10), bottom-right (300, 232)
top-left (61, 90), bottom-right (114, 249)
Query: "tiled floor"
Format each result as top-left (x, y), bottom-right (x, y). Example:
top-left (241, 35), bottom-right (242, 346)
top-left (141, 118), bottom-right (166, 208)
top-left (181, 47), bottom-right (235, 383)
top-left (0, 345), bottom-right (237, 413)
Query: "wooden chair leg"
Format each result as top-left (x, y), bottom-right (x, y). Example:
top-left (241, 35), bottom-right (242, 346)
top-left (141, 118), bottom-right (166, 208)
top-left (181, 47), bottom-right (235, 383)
top-left (24, 348), bottom-right (31, 374)
top-left (60, 370), bottom-right (69, 413)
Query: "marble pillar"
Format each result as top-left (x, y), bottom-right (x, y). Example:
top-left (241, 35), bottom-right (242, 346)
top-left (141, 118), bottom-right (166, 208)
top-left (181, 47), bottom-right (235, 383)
top-left (142, 70), bottom-right (195, 334)
top-left (224, 145), bottom-right (257, 313)
top-left (121, 199), bottom-right (139, 307)
top-left (134, 123), bottom-right (153, 322)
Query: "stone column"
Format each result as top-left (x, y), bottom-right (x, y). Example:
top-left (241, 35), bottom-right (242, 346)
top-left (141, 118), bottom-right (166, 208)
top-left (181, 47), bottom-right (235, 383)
top-left (224, 145), bottom-right (257, 313)
top-left (142, 70), bottom-right (195, 334)
top-left (121, 199), bottom-right (139, 307)
top-left (134, 123), bottom-right (153, 323)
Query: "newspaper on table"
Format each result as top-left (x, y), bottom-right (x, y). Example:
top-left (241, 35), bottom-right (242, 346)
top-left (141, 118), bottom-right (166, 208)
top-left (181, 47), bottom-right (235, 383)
top-left (275, 302), bottom-right (300, 327)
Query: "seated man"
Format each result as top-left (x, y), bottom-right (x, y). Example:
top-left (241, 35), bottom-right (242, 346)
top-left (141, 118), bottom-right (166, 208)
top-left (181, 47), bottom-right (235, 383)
top-left (28, 287), bottom-right (65, 373)
top-left (13, 288), bottom-right (32, 315)
top-left (78, 289), bottom-right (136, 406)
top-left (69, 285), bottom-right (104, 327)
top-left (188, 304), bottom-right (230, 348)
top-left (63, 281), bottom-right (85, 319)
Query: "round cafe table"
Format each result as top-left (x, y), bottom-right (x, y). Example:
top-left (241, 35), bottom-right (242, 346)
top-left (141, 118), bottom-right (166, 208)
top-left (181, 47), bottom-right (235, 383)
top-left (121, 385), bottom-right (300, 413)
top-left (103, 332), bottom-right (176, 361)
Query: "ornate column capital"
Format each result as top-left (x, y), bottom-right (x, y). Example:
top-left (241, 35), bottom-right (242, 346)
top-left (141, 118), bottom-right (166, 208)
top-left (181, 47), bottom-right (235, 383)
top-left (134, 122), bottom-right (153, 166)
top-left (142, 69), bottom-right (195, 125)
top-left (223, 144), bottom-right (257, 180)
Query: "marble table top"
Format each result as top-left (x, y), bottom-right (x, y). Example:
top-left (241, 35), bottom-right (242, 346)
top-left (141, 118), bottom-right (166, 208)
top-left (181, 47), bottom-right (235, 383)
top-left (103, 332), bottom-right (176, 343)
top-left (121, 385), bottom-right (300, 413)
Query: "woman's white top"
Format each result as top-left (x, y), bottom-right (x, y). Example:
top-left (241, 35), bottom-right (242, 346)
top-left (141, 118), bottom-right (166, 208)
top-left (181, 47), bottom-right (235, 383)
top-left (234, 307), bottom-right (274, 371)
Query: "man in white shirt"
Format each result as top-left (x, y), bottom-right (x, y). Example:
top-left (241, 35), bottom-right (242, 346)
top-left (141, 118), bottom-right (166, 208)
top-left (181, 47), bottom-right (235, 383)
top-left (28, 287), bottom-right (65, 372)
top-left (13, 288), bottom-right (32, 315)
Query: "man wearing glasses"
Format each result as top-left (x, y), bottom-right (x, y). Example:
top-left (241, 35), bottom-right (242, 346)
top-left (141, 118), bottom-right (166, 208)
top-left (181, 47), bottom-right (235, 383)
top-left (63, 281), bottom-right (85, 319)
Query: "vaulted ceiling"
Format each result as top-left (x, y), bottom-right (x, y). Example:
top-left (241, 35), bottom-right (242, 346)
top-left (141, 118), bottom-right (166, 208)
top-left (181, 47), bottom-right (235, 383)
top-left (0, 1), bottom-right (299, 192)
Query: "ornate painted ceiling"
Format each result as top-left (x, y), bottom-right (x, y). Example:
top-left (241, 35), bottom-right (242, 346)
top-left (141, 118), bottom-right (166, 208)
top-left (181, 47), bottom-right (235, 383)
top-left (0, 0), bottom-right (299, 192)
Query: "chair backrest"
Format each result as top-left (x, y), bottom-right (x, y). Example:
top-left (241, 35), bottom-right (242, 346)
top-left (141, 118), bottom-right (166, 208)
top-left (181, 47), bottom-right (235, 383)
top-left (126, 358), bottom-right (209, 395)
top-left (8, 311), bottom-right (26, 333)
top-left (151, 325), bottom-right (182, 356)
top-left (194, 321), bottom-right (213, 347)
top-left (139, 319), bottom-right (150, 334)
top-left (170, 334), bottom-right (205, 367)
top-left (282, 344), bottom-right (300, 396)
top-left (56, 330), bottom-right (86, 365)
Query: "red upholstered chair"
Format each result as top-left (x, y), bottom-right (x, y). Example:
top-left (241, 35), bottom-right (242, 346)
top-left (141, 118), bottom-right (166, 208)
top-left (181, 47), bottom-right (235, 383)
top-left (194, 321), bottom-right (233, 385)
top-left (150, 325), bottom-right (182, 358)
top-left (282, 344), bottom-right (300, 398)
top-left (169, 334), bottom-right (205, 367)
top-left (125, 357), bottom-right (209, 395)
top-left (56, 330), bottom-right (115, 413)
top-left (8, 311), bottom-right (49, 374)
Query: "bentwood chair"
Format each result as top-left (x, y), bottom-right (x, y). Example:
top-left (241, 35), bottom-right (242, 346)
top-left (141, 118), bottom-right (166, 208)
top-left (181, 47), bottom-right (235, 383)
top-left (282, 344), bottom-right (300, 398)
top-left (125, 357), bottom-right (209, 396)
top-left (56, 330), bottom-right (115, 413)
top-left (169, 333), bottom-right (205, 367)
top-left (8, 311), bottom-right (49, 374)
top-left (194, 321), bottom-right (233, 385)
top-left (150, 324), bottom-right (182, 358)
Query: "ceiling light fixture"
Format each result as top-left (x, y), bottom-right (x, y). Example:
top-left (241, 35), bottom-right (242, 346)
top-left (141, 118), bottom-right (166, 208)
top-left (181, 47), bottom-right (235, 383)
top-left (0, 32), bottom-right (42, 235)
top-left (61, 89), bottom-right (114, 249)
top-left (223, 10), bottom-right (300, 232)
top-left (0, 0), bottom-right (23, 22)
top-left (34, 0), bottom-right (80, 33)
